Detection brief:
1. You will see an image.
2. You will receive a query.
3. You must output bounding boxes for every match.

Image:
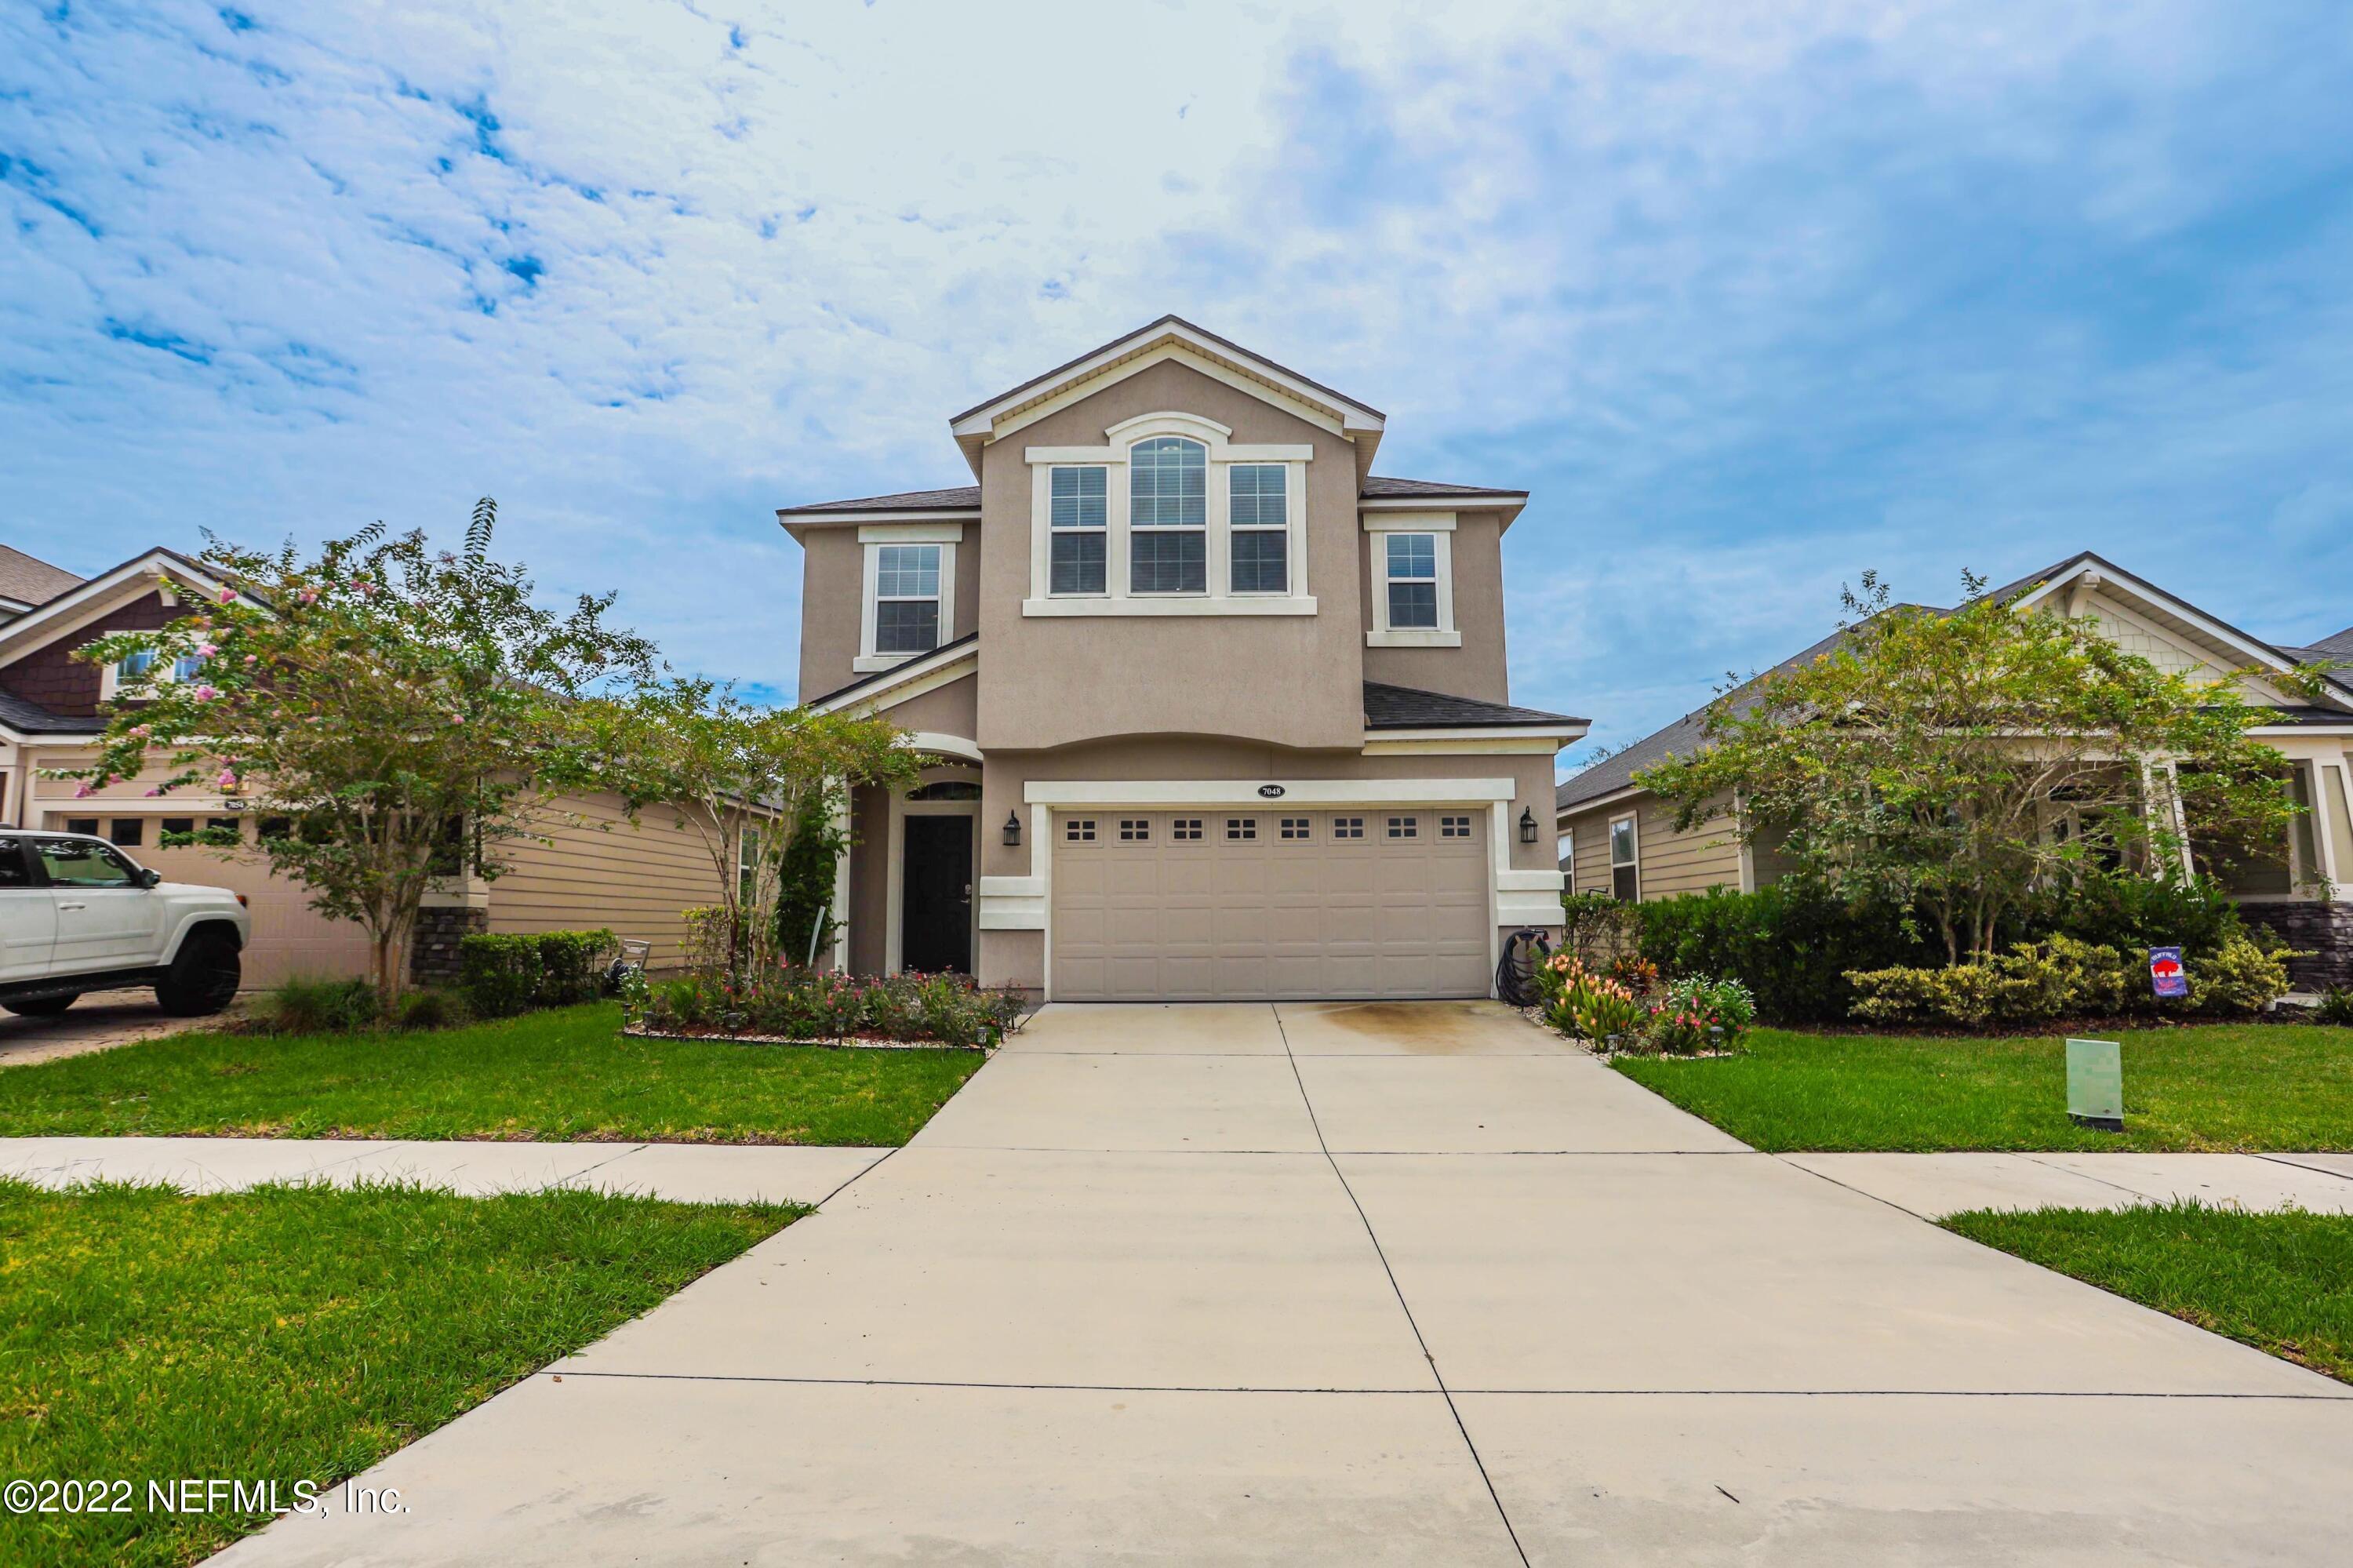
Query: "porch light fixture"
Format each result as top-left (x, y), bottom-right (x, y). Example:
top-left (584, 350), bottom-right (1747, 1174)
top-left (1518, 807), bottom-right (1539, 845)
top-left (1002, 810), bottom-right (1022, 848)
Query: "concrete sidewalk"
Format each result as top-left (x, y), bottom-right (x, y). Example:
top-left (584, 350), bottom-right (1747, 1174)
top-left (0, 1135), bottom-right (883, 1206)
top-left (1791, 1149), bottom-right (2353, 1217)
top-left (211, 999), bottom-right (2350, 1566)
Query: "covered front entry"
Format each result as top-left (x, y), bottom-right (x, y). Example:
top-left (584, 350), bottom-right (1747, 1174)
top-left (1049, 807), bottom-right (1489, 1001)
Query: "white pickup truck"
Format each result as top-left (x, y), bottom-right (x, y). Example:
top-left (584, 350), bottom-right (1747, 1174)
top-left (0, 828), bottom-right (250, 1018)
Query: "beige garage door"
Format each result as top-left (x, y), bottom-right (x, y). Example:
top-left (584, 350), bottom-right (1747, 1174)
top-left (51, 815), bottom-right (380, 990)
top-left (1050, 808), bottom-right (1490, 1001)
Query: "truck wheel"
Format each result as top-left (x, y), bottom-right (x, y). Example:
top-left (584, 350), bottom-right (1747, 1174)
top-left (157, 930), bottom-right (242, 1017)
top-left (2, 995), bottom-right (78, 1017)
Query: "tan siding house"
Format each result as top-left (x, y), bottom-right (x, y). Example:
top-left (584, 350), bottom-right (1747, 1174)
top-left (1554, 552), bottom-right (2353, 989)
top-left (0, 549), bottom-right (736, 986)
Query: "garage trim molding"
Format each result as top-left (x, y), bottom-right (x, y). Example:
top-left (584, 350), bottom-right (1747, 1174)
top-left (980, 779), bottom-right (1565, 999)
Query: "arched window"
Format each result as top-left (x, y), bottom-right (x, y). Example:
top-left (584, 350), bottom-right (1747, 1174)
top-left (1129, 436), bottom-right (1206, 595)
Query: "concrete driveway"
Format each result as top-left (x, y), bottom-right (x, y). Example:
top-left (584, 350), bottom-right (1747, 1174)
top-left (217, 1001), bottom-right (2351, 1566)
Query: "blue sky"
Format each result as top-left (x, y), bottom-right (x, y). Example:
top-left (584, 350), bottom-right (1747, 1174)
top-left (5, 2), bottom-right (2350, 776)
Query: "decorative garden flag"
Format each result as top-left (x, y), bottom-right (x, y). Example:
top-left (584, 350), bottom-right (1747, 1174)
top-left (2148, 946), bottom-right (2188, 999)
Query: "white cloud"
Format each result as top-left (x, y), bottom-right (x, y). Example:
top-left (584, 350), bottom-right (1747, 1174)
top-left (2, 0), bottom-right (2347, 737)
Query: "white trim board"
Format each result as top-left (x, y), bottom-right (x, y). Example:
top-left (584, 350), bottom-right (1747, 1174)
top-left (1024, 777), bottom-right (1517, 808)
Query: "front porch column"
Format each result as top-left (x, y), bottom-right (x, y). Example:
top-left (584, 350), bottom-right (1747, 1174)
top-left (827, 782), bottom-right (852, 972)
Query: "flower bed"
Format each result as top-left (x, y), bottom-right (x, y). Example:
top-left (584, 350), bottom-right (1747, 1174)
top-left (622, 966), bottom-right (1026, 1051)
top-left (1529, 951), bottom-right (1755, 1057)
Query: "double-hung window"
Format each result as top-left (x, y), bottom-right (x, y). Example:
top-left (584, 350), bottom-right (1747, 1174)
top-left (1228, 464), bottom-right (1287, 594)
top-left (1384, 533), bottom-right (1438, 628)
top-left (1129, 437), bottom-right (1206, 595)
top-left (873, 544), bottom-right (942, 655)
top-left (1609, 814), bottom-right (1640, 903)
top-left (117, 649), bottom-right (157, 682)
top-left (1049, 466), bottom-right (1107, 594)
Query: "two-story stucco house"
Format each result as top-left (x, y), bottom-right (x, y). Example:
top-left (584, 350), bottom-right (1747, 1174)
top-left (782, 318), bottom-right (1584, 1002)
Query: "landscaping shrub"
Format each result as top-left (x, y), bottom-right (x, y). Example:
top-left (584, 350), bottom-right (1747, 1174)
top-left (1559, 891), bottom-right (1638, 964)
top-left (458, 930), bottom-right (618, 1019)
top-left (1630, 976), bottom-right (1757, 1056)
top-left (2023, 871), bottom-right (2243, 959)
top-left (1635, 880), bottom-right (1930, 1024)
top-left (2188, 931), bottom-right (2300, 1017)
top-left (391, 988), bottom-right (472, 1031)
top-left (1846, 930), bottom-right (2299, 1028)
top-left (630, 965), bottom-right (1023, 1050)
top-left (2316, 987), bottom-right (2353, 1028)
top-left (257, 975), bottom-right (381, 1035)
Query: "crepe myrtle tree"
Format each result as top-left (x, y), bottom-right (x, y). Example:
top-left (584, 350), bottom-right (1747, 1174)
top-left (1636, 570), bottom-right (2322, 966)
top-left (578, 678), bottom-right (915, 980)
top-left (63, 504), bottom-right (655, 1006)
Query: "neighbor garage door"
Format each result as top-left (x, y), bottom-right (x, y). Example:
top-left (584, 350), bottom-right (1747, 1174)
top-left (132, 838), bottom-right (375, 988)
top-left (1049, 808), bottom-right (1489, 1001)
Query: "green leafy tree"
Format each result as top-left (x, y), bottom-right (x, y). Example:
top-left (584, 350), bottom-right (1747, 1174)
top-left (64, 504), bottom-right (654, 1005)
top-left (579, 678), bottom-right (914, 977)
top-left (1636, 571), bottom-right (2315, 964)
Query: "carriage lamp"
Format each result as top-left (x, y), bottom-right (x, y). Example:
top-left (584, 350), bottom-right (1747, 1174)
top-left (1518, 807), bottom-right (1539, 845)
top-left (1002, 810), bottom-right (1022, 848)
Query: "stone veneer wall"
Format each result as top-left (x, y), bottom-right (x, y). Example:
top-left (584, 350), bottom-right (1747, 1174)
top-left (409, 905), bottom-right (488, 988)
top-left (2236, 901), bottom-right (2353, 992)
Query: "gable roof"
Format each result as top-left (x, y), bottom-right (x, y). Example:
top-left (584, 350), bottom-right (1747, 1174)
top-left (1554, 618), bottom-right (1886, 813)
top-left (0, 547), bottom-right (262, 668)
top-left (1359, 476), bottom-right (1526, 501)
top-left (1364, 680), bottom-right (1582, 732)
top-left (1559, 552), bottom-right (2353, 817)
top-left (0, 544), bottom-right (82, 609)
top-left (804, 632), bottom-right (979, 713)
top-left (945, 316), bottom-right (1388, 478)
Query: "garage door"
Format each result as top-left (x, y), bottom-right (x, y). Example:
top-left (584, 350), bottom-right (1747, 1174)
top-left (1049, 808), bottom-right (1489, 1001)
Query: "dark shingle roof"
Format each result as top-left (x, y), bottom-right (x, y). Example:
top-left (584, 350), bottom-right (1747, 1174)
top-left (0, 545), bottom-right (82, 606)
top-left (781, 475), bottom-right (1526, 518)
top-left (2304, 625), bottom-right (2353, 659)
top-left (1360, 475), bottom-right (1527, 500)
top-left (1552, 613), bottom-right (1929, 813)
top-left (777, 486), bottom-right (982, 517)
top-left (0, 687), bottom-right (96, 735)
top-left (1363, 681), bottom-right (1581, 730)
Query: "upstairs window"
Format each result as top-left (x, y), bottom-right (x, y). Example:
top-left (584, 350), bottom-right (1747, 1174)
top-left (1049, 465), bottom-right (1107, 595)
top-left (1384, 533), bottom-right (1438, 628)
top-left (1129, 437), bottom-right (1206, 595)
top-left (873, 544), bottom-right (941, 655)
top-left (117, 649), bottom-right (157, 681)
top-left (173, 651), bottom-right (207, 682)
top-left (1228, 464), bottom-right (1287, 594)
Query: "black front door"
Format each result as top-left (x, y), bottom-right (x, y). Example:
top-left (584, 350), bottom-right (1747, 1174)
top-left (900, 815), bottom-right (973, 973)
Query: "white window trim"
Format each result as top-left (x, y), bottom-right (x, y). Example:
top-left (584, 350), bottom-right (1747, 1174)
top-left (96, 646), bottom-right (210, 700)
top-left (1023, 412), bottom-right (1315, 617)
top-left (855, 523), bottom-right (958, 674)
top-left (1609, 810), bottom-right (1641, 903)
top-left (1366, 512), bottom-right (1459, 647)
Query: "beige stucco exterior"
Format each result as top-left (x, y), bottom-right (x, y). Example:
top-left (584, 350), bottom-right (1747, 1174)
top-left (794, 322), bottom-right (1578, 1000)
top-left (976, 359), bottom-right (1370, 752)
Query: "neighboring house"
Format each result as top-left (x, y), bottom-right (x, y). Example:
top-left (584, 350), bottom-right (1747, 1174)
top-left (0, 548), bottom-right (740, 986)
top-left (782, 316), bottom-right (1584, 1002)
top-left (1555, 552), bottom-right (2353, 987)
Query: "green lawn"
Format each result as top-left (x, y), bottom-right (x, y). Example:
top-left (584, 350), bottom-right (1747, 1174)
top-left (1612, 1024), bottom-right (2353, 1151)
top-left (0, 1180), bottom-right (795, 1567)
top-left (0, 1003), bottom-right (983, 1144)
top-left (1944, 1202), bottom-right (2353, 1385)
